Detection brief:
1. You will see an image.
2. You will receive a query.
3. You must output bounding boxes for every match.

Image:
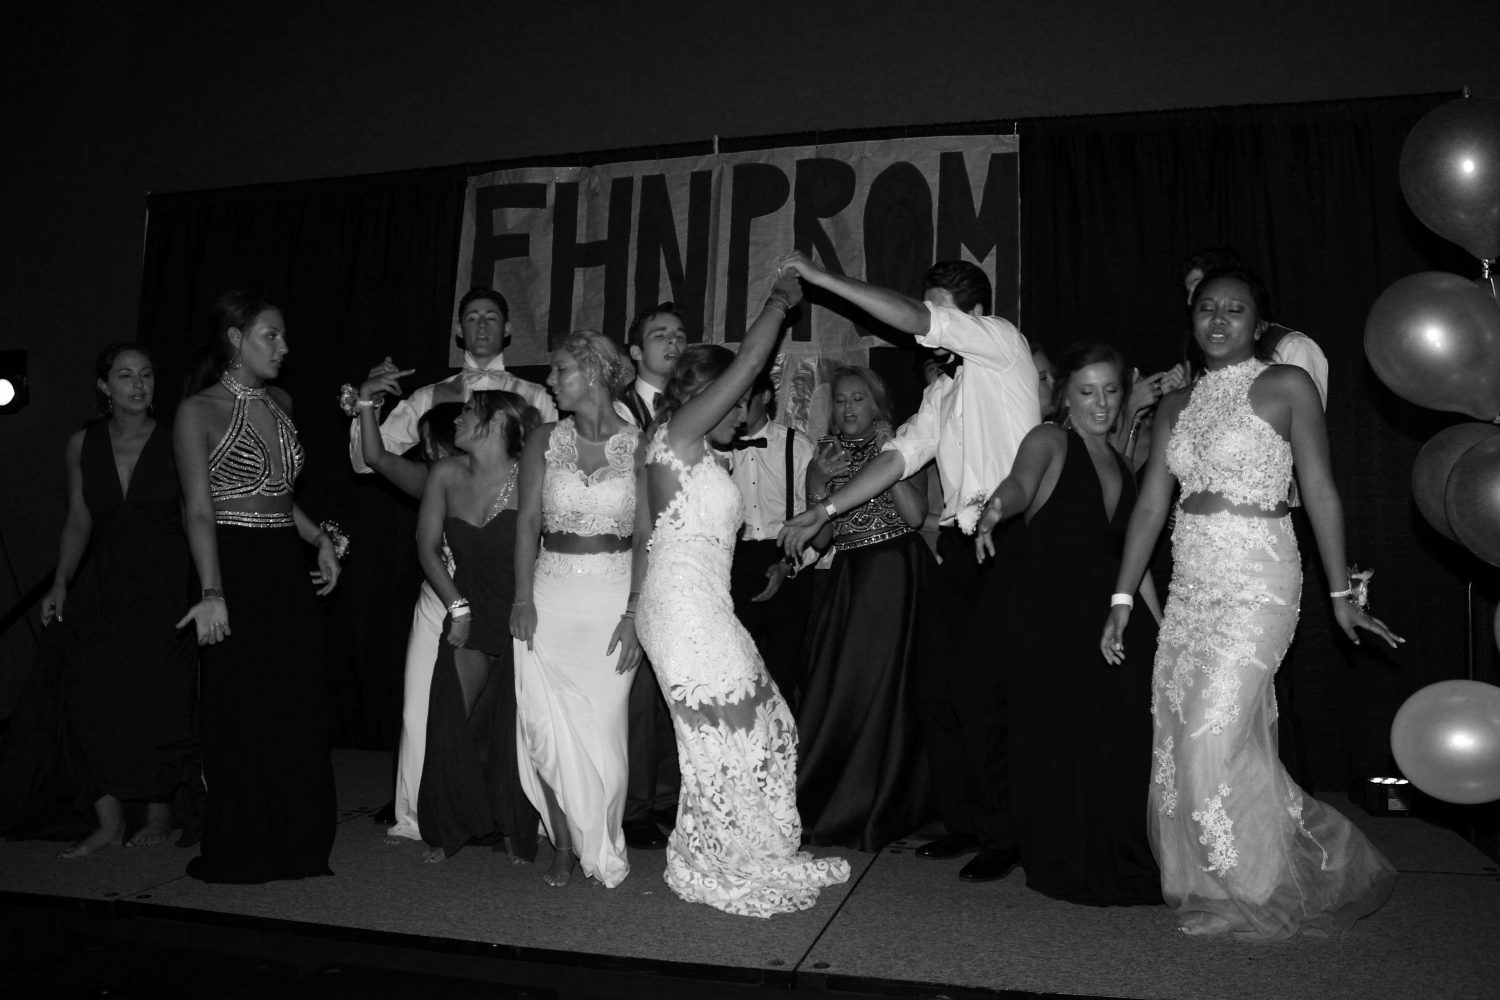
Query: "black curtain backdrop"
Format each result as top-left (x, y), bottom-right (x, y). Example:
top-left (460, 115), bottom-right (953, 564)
top-left (135, 97), bottom-right (1499, 799)
top-left (1019, 93), bottom-right (1498, 793)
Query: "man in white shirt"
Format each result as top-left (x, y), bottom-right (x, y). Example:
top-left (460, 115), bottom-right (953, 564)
top-left (345, 287), bottom-right (554, 840)
top-left (728, 371), bottom-right (817, 711)
top-left (779, 254), bottom-right (1040, 883)
top-left (620, 303), bottom-right (687, 428)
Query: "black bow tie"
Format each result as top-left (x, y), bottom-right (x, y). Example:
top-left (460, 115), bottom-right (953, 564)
top-left (729, 437), bottom-right (768, 451)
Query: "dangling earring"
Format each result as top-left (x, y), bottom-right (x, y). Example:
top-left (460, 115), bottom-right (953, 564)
top-left (1060, 404), bottom-right (1072, 430)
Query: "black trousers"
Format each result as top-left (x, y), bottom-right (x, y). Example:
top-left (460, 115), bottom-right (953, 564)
top-left (625, 655), bottom-right (679, 824)
top-left (730, 538), bottom-right (814, 712)
top-left (916, 525), bottom-right (1016, 851)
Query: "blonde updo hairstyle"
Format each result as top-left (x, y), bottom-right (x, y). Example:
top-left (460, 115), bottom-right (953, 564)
top-left (558, 330), bottom-right (635, 395)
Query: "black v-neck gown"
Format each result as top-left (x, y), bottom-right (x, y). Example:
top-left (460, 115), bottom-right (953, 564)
top-left (1004, 430), bottom-right (1162, 906)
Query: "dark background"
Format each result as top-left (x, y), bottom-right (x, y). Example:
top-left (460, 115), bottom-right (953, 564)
top-left (4, 2), bottom-right (1499, 798)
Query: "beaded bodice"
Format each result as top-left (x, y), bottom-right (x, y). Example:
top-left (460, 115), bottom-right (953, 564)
top-left (542, 418), bottom-right (638, 537)
top-left (208, 377), bottom-right (304, 504)
top-left (1166, 361), bottom-right (1292, 511)
top-left (645, 423), bottom-right (744, 553)
top-left (829, 434), bottom-right (913, 549)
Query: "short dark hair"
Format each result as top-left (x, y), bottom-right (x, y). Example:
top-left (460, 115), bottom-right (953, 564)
top-left (660, 344), bottom-right (733, 417)
top-left (468, 389), bottom-right (540, 458)
top-left (1189, 263), bottom-right (1276, 357)
top-left (458, 287), bottom-right (509, 322)
top-left (1048, 342), bottom-right (1125, 421)
top-left (923, 261), bottom-right (992, 315)
top-left (1177, 247), bottom-right (1242, 291)
top-left (627, 301), bottom-right (685, 348)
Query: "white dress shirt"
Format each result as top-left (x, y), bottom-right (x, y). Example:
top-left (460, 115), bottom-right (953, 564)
top-left (730, 419), bottom-right (814, 542)
top-left (631, 378), bottom-right (665, 423)
top-left (349, 352), bottom-right (558, 473)
top-left (884, 303), bottom-right (1041, 530)
top-left (1269, 327), bottom-right (1329, 411)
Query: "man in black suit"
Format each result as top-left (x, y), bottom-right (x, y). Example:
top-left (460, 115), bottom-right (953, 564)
top-left (617, 302), bottom-right (688, 848)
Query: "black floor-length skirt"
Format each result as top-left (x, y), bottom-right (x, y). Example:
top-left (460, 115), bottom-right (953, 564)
top-left (187, 526), bottom-right (335, 883)
top-left (796, 532), bottom-right (935, 851)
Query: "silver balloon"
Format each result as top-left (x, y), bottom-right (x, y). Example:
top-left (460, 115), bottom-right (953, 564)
top-left (1364, 272), bottom-right (1500, 420)
top-left (1400, 97), bottom-right (1500, 262)
top-left (1447, 436), bottom-right (1500, 567)
top-left (1390, 680), bottom-right (1500, 805)
top-left (1411, 422), bottom-right (1500, 540)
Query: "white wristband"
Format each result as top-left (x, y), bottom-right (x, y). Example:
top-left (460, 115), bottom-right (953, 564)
top-left (1110, 593), bottom-right (1135, 609)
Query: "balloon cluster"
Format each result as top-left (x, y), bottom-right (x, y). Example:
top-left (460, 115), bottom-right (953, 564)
top-left (1369, 95), bottom-right (1500, 806)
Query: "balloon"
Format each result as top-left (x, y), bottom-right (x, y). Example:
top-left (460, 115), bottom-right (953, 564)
top-left (1391, 680), bottom-right (1500, 805)
top-left (1364, 272), bottom-right (1500, 420)
top-left (1399, 96), bottom-right (1500, 262)
top-left (1412, 423), bottom-right (1500, 540)
top-left (1446, 435), bottom-right (1500, 566)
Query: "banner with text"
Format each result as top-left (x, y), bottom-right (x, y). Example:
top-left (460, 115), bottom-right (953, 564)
top-left (456, 135), bottom-right (1018, 431)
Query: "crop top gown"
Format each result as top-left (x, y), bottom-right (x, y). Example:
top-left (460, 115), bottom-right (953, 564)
top-left (187, 377), bottom-right (336, 883)
top-left (635, 423), bottom-right (850, 917)
top-left (514, 419), bottom-right (637, 887)
top-left (1150, 359), bottom-right (1395, 939)
top-left (419, 466), bottom-right (539, 862)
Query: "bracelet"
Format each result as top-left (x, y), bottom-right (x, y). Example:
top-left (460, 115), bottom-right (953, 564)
top-left (1329, 588), bottom-right (1354, 599)
top-left (317, 520), bottom-right (351, 560)
top-left (512, 600), bottom-right (533, 608)
top-left (765, 295), bottom-right (792, 313)
top-left (450, 608), bottom-right (472, 621)
top-left (201, 587), bottom-right (225, 601)
top-left (1110, 593), bottom-right (1135, 608)
top-left (620, 610), bottom-right (637, 619)
top-left (823, 499), bottom-right (838, 519)
top-left (448, 598), bottom-right (470, 613)
top-left (357, 398), bottom-right (377, 409)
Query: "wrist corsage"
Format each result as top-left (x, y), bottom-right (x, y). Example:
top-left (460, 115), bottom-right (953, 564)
top-left (338, 384), bottom-right (360, 417)
top-left (955, 491), bottom-right (989, 535)
top-left (318, 520), bottom-right (351, 560)
top-left (1330, 565), bottom-right (1373, 609)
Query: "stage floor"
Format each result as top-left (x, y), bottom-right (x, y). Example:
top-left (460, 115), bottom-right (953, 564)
top-left (2, 749), bottom-right (1496, 999)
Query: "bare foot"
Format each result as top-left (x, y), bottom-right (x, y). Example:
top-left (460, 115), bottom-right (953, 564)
top-left (126, 805), bottom-right (172, 848)
top-left (59, 825), bottom-right (123, 859)
top-left (503, 835), bottom-right (530, 865)
top-left (1179, 912), bottom-right (1234, 936)
top-left (542, 848), bottom-right (576, 887)
top-left (422, 847), bottom-right (447, 864)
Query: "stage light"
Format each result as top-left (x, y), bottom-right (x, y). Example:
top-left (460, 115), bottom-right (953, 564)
top-left (1357, 776), bottom-right (1415, 815)
top-left (0, 350), bottom-right (27, 414)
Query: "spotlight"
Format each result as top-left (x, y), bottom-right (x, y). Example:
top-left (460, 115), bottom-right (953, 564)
top-left (1356, 776), bottom-right (1414, 815)
top-left (0, 350), bottom-right (28, 414)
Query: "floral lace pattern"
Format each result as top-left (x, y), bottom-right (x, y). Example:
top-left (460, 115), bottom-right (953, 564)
top-left (1153, 736), bottom-right (1178, 818)
top-left (1192, 783), bottom-right (1239, 877)
top-left (1287, 788), bottom-right (1330, 871)
top-left (636, 423), bottom-right (850, 916)
top-left (1166, 360), bottom-right (1293, 510)
top-left (542, 418), bottom-right (638, 537)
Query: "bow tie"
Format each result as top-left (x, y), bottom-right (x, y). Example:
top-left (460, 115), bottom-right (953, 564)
top-left (729, 437), bottom-right (767, 451)
top-left (463, 367), bottom-right (507, 384)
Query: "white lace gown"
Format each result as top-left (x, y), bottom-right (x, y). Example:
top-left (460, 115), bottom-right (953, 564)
top-left (1151, 361), bottom-right (1395, 940)
top-left (635, 425), bottom-right (851, 917)
top-left (514, 420), bottom-right (638, 887)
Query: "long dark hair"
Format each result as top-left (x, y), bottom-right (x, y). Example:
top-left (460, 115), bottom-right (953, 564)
top-left (183, 290), bottom-right (276, 397)
top-left (469, 389), bottom-right (540, 458)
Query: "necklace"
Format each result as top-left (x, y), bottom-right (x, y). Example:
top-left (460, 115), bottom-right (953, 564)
top-left (220, 372), bottom-right (267, 399)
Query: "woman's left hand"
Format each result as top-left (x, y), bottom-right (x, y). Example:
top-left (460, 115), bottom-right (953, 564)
top-left (310, 536), bottom-right (341, 595)
top-left (1332, 599), bottom-right (1404, 649)
top-left (608, 615), bottom-right (643, 674)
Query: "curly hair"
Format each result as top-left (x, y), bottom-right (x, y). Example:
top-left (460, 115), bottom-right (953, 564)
top-left (469, 390), bottom-right (541, 458)
top-left (659, 344), bottom-right (734, 418)
top-left (558, 330), bottom-right (635, 394)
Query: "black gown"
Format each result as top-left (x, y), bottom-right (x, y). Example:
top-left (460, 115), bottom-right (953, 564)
top-left (796, 436), bottom-right (937, 851)
top-left (1005, 429), bottom-right (1161, 905)
top-left (418, 510), bottom-right (539, 861)
top-left (0, 421), bottom-right (195, 833)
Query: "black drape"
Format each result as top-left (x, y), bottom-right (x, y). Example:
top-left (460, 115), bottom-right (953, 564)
top-left (137, 168), bottom-right (468, 748)
top-left (1019, 93), bottom-right (1496, 791)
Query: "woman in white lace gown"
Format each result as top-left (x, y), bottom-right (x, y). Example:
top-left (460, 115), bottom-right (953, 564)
top-left (634, 267), bottom-right (851, 917)
top-left (512, 332), bottom-right (643, 888)
top-left (1102, 266), bottom-right (1400, 940)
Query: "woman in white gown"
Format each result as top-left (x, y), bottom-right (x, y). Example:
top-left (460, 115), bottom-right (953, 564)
top-left (512, 332), bottom-right (642, 887)
top-left (634, 265), bottom-right (850, 918)
top-left (1101, 265), bottom-right (1400, 940)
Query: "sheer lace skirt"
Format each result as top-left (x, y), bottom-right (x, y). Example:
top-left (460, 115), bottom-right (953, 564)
top-left (1149, 511), bottom-right (1395, 940)
top-left (638, 539), bottom-right (851, 917)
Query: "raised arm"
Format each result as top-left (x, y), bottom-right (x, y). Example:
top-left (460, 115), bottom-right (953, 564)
top-left (509, 424), bottom-right (551, 651)
top-left (779, 251), bottom-right (930, 336)
top-left (668, 272), bottom-right (802, 449)
top-left (40, 430), bottom-right (93, 626)
top-left (356, 366), bottom-right (428, 496)
top-left (173, 397), bottom-right (229, 645)
top-left (1101, 392), bottom-right (1183, 664)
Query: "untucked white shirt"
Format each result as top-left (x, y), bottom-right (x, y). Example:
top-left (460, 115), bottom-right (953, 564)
top-left (884, 304), bottom-right (1040, 531)
top-left (349, 352), bottom-right (557, 473)
top-left (1269, 327), bottom-right (1328, 411)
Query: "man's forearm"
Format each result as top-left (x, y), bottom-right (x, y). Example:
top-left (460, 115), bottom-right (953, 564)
top-left (812, 272), bottom-right (931, 335)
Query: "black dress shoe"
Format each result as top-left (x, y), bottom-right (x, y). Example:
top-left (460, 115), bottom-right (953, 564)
top-left (915, 832), bottom-right (981, 859)
top-left (959, 847), bottom-right (1021, 882)
top-left (371, 799), bottom-right (396, 825)
top-left (623, 818), bottom-right (667, 849)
